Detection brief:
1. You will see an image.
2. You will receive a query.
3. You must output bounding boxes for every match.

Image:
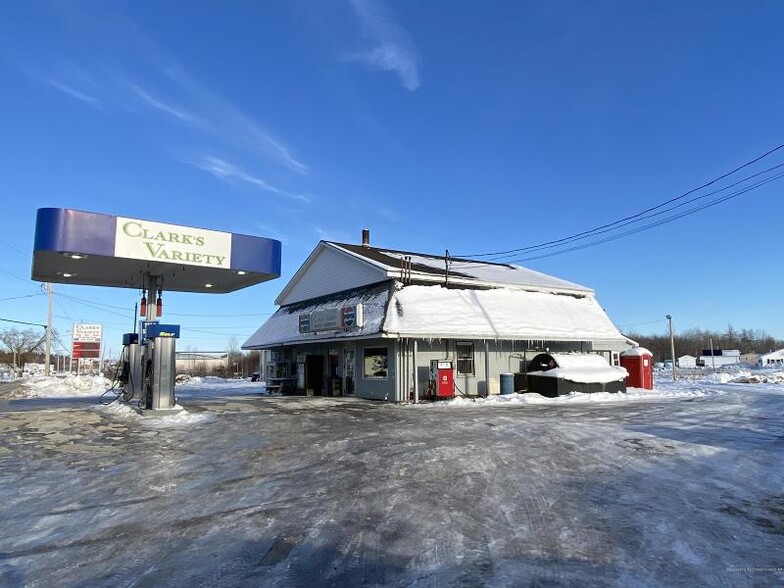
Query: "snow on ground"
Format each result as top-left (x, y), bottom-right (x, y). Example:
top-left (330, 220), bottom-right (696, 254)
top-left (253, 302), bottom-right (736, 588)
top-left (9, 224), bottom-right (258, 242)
top-left (2, 368), bottom-right (784, 587)
top-left (12, 374), bottom-right (271, 400)
top-left (20, 373), bottom-right (113, 398)
top-left (95, 402), bottom-right (217, 428)
top-left (14, 366), bottom-right (784, 403)
top-left (174, 375), bottom-right (271, 398)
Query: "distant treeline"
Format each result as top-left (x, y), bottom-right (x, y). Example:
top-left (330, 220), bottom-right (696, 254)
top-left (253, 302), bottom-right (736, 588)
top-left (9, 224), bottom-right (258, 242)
top-left (625, 326), bottom-right (784, 362)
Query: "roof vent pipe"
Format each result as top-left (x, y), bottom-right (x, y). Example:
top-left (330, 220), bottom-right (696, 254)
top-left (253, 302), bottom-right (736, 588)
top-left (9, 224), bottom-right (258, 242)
top-left (361, 228), bottom-right (370, 247)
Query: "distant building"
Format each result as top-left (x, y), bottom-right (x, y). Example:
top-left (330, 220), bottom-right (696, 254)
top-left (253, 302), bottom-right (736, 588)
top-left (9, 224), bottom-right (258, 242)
top-left (758, 349), bottom-right (784, 368)
top-left (740, 353), bottom-right (760, 365)
top-left (22, 363), bottom-right (54, 376)
top-left (175, 352), bottom-right (229, 375)
top-left (698, 349), bottom-right (741, 368)
top-left (677, 355), bottom-right (697, 368)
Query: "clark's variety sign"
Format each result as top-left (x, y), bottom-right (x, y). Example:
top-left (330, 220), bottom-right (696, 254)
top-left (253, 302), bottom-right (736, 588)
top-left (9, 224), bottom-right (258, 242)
top-left (72, 323), bottom-right (102, 359)
top-left (299, 304), bottom-right (364, 333)
top-left (114, 217), bottom-right (232, 268)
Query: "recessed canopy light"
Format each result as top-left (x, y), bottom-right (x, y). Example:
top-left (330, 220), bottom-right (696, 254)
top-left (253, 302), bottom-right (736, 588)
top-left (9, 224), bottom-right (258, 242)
top-left (205, 283), bottom-right (213, 288)
top-left (62, 252), bottom-right (88, 260)
top-left (236, 270), bottom-right (247, 276)
top-left (60, 272), bottom-right (76, 278)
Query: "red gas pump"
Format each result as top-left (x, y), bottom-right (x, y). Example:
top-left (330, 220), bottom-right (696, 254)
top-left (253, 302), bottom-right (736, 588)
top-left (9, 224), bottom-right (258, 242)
top-left (436, 360), bottom-right (454, 399)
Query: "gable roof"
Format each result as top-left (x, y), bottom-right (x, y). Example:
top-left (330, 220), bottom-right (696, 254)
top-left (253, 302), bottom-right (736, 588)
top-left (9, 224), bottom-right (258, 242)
top-left (275, 240), bottom-right (591, 306)
top-left (330, 242), bottom-right (591, 293)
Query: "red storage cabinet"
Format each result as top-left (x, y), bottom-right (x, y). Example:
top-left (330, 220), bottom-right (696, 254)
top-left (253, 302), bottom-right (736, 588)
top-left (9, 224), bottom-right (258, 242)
top-left (620, 348), bottom-right (654, 390)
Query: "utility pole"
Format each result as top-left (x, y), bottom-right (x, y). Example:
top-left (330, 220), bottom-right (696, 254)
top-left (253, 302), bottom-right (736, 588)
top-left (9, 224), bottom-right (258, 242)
top-left (45, 282), bottom-right (53, 376)
top-left (666, 314), bottom-right (676, 381)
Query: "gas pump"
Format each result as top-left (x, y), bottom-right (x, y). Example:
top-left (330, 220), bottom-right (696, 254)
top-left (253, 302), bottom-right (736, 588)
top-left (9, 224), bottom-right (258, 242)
top-left (118, 333), bottom-right (142, 403)
top-left (429, 359), bottom-right (455, 399)
top-left (141, 323), bottom-right (180, 411)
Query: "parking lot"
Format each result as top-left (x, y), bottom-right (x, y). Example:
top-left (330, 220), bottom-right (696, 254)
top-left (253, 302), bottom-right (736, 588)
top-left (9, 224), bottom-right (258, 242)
top-left (1, 379), bottom-right (783, 587)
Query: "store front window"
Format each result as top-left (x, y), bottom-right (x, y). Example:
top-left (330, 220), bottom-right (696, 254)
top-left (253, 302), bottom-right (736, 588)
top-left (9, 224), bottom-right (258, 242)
top-left (363, 347), bottom-right (388, 379)
top-left (456, 342), bottom-right (475, 375)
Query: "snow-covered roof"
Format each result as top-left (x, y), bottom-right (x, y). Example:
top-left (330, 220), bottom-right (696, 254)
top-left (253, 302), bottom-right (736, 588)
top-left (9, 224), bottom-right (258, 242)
top-left (383, 285), bottom-right (626, 341)
top-left (244, 286), bottom-right (390, 348)
top-left (329, 242), bottom-right (592, 293)
top-left (245, 282), bottom-right (627, 348)
top-left (621, 347), bottom-right (653, 357)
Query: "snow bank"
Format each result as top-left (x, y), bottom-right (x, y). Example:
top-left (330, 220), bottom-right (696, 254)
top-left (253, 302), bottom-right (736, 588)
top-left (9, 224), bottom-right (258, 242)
top-left (95, 402), bottom-right (216, 428)
top-left (20, 374), bottom-right (114, 398)
top-left (414, 386), bottom-right (720, 407)
top-left (701, 370), bottom-right (784, 384)
top-left (175, 376), bottom-right (271, 397)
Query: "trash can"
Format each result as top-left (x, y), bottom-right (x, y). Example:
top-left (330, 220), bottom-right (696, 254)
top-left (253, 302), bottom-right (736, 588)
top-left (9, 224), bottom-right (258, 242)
top-left (500, 373), bottom-right (515, 394)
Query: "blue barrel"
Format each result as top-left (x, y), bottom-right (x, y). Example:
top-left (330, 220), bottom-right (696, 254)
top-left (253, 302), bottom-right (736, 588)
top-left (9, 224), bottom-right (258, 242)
top-left (500, 373), bottom-right (515, 395)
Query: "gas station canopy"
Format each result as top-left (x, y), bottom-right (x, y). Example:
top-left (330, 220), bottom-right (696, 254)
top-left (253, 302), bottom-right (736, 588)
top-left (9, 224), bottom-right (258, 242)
top-left (31, 208), bottom-right (282, 293)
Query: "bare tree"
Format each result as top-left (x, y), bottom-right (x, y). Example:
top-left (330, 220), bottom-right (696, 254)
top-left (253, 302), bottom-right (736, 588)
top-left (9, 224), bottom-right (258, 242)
top-left (227, 336), bottom-right (242, 377)
top-left (0, 328), bottom-right (46, 374)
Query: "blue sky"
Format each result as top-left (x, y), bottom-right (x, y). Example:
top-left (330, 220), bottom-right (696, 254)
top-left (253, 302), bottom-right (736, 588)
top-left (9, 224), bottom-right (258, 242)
top-left (1, 1), bottom-right (783, 358)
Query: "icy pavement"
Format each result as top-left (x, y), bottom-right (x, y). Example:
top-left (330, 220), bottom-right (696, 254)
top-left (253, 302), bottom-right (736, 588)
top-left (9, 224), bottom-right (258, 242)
top-left (1, 376), bottom-right (783, 586)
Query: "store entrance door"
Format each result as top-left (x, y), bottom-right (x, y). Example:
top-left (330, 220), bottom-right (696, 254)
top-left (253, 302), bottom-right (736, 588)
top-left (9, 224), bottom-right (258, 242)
top-left (305, 354), bottom-right (324, 396)
top-left (343, 349), bottom-right (355, 396)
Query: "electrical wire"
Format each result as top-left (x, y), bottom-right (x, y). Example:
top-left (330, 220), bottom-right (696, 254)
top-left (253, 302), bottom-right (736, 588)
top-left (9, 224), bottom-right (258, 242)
top-left (0, 317), bottom-right (47, 328)
top-left (506, 170), bottom-right (784, 262)
top-left (0, 293), bottom-right (45, 303)
top-left (460, 162), bottom-right (784, 263)
top-left (454, 142), bottom-right (784, 260)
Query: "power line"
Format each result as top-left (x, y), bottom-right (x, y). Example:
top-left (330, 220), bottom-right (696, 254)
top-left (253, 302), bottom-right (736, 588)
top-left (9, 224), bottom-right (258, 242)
top-left (505, 170), bottom-right (784, 262)
top-left (464, 162), bottom-right (784, 263)
top-left (0, 267), bottom-right (33, 285)
top-left (616, 318), bottom-right (668, 328)
top-left (0, 317), bottom-right (47, 328)
top-left (54, 292), bottom-right (272, 319)
top-left (455, 141), bottom-right (784, 260)
top-left (0, 293), bottom-right (45, 302)
top-left (0, 239), bottom-right (29, 258)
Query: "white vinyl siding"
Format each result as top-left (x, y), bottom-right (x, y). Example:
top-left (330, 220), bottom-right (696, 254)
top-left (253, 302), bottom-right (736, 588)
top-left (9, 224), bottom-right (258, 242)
top-left (277, 246), bottom-right (385, 305)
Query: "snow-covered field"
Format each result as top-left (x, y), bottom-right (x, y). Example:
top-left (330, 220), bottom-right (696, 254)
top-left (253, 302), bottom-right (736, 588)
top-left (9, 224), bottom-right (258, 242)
top-left (1, 370), bottom-right (783, 586)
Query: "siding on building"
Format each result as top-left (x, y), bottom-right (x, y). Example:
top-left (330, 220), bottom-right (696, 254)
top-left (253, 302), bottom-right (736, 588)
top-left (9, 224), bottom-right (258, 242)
top-left (677, 355), bottom-right (697, 368)
top-left (758, 349), bottom-right (784, 367)
top-left (277, 245), bottom-right (385, 306)
top-left (247, 239), bottom-right (633, 403)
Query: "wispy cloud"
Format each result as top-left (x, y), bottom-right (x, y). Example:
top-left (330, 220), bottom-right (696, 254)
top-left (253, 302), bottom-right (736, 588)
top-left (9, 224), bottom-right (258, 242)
top-left (20, 20), bottom-right (309, 176)
top-left (148, 57), bottom-right (309, 174)
top-left (192, 155), bottom-right (312, 203)
top-left (346, 0), bottom-right (420, 91)
top-left (126, 83), bottom-right (196, 123)
top-left (25, 61), bottom-right (105, 107)
top-left (41, 77), bottom-right (101, 105)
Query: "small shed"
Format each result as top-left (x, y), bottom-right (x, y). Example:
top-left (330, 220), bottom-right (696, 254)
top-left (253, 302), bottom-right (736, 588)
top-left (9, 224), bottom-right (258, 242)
top-left (677, 355), bottom-right (697, 369)
top-left (526, 353), bottom-right (628, 397)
